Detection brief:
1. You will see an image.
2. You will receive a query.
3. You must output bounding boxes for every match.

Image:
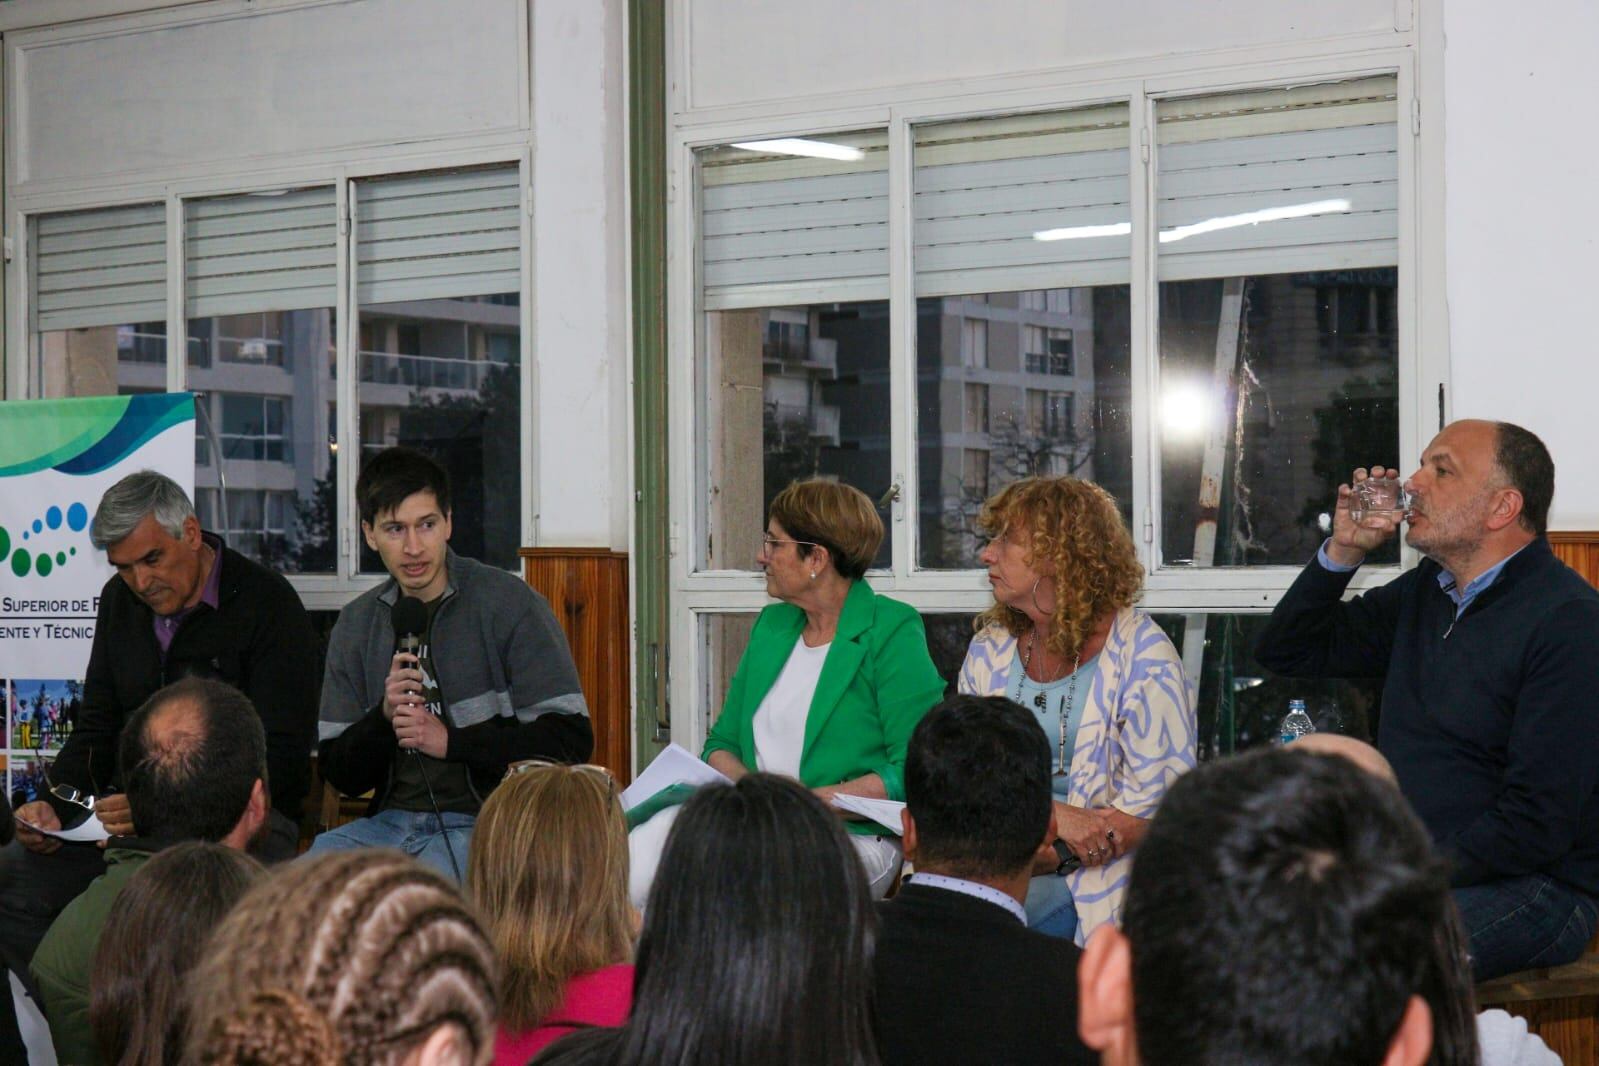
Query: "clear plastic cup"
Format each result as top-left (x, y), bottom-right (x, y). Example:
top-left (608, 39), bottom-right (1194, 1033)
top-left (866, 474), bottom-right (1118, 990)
top-left (1349, 477), bottom-right (1410, 525)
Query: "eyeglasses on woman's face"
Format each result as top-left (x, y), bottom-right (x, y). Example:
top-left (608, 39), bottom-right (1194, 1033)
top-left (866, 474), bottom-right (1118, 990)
top-left (759, 532), bottom-right (820, 557)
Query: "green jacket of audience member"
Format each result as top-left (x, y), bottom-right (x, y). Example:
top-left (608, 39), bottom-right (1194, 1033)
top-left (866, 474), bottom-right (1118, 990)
top-left (31, 843), bottom-right (157, 1066)
top-left (703, 580), bottom-right (945, 818)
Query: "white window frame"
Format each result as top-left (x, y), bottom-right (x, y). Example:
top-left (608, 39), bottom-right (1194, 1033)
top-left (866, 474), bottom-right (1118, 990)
top-left (3, 2), bottom-right (540, 611)
top-left (666, 35), bottom-right (1444, 753)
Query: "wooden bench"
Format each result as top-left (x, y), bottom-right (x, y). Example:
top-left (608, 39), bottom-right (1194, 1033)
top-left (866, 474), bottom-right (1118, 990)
top-left (1475, 933), bottom-right (1599, 1063)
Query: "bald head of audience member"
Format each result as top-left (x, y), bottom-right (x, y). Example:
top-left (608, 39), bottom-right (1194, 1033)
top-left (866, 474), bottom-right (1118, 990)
top-left (118, 677), bottom-right (269, 849)
top-left (1289, 732), bottom-right (1397, 786)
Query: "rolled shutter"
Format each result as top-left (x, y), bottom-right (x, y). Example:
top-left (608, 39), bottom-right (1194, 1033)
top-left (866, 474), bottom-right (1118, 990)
top-left (913, 105), bottom-right (1131, 298)
top-left (700, 132), bottom-right (888, 310)
top-left (356, 167), bottom-right (521, 305)
top-left (33, 203), bottom-right (166, 331)
top-left (1156, 75), bottom-right (1399, 281)
top-left (185, 186), bottom-right (337, 318)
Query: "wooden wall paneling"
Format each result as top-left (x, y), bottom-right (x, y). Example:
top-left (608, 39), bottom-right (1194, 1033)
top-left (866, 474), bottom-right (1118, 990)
top-left (521, 549), bottom-right (633, 785)
top-left (1549, 532), bottom-right (1599, 590)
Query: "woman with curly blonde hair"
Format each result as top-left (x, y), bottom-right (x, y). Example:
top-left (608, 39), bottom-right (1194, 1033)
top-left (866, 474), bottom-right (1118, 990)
top-left (959, 476), bottom-right (1195, 943)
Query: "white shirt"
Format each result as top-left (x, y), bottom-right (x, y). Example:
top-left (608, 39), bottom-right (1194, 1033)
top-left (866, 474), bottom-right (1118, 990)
top-left (909, 872), bottom-right (1029, 925)
top-left (752, 639), bottom-right (831, 779)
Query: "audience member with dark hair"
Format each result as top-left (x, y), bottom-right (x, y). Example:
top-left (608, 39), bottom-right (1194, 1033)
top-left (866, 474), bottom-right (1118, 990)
top-left (1291, 733), bottom-right (1561, 1066)
top-left (315, 446), bottom-right (591, 878)
top-left (186, 849), bottom-right (498, 1066)
top-left (467, 762), bottom-right (634, 1065)
top-left (536, 773), bottom-right (879, 1066)
top-left (31, 678), bottom-right (271, 1066)
top-left (89, 841), bottom-right (264, 1065)
top-left (1079, 747), bottom-right (1472, 1066)
top-left (874, 694), bottom-right (1094, 1066)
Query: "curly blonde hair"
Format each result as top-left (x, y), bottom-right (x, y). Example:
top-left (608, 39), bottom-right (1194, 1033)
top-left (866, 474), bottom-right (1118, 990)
top-left (973, 477), bottom-right (1143, 659)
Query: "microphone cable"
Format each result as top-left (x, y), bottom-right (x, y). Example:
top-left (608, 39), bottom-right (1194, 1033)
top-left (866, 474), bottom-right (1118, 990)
top-left (391, 595), bottom-right (462, 882)
top-left (411, 750), bottom-right (462, 882)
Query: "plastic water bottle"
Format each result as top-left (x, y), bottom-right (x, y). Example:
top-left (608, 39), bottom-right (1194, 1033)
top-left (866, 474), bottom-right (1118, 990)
top-left (1278, 699), bottom-right (1316, 745)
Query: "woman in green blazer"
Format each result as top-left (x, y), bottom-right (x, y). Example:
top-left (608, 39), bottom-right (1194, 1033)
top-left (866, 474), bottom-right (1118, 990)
top-left (703, 479), bottom-right (945, 896)
top-left (629, 479), bottom-right (945, 904)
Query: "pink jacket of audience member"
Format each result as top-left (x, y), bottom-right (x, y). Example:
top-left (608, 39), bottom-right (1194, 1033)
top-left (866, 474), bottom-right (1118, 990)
top-left (496, 963), bottom-right (634, 1065)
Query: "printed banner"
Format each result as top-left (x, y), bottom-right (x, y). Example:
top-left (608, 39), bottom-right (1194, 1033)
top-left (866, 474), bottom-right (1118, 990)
top-left (0, 393), bottom-right (195, 807)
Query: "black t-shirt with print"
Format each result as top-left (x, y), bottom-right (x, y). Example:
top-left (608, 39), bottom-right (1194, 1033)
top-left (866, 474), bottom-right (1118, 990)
top-left (387, 596), bottom-right (477, 814)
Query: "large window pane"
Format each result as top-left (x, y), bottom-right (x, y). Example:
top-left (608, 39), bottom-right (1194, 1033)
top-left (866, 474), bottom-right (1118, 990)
top-left (913, 107), bottom-right (1133, 568)
top-left (186, 188), bottom-right (338, 573)
top-left (1155, 77), bottom-right (1400, 568)
top-left (1152, 612), bottom-right (1381, 760)
top-left (703, 301), bottom-right (893, 571)
top-left (356, 167), bottom-right (523, 572)
top-left (915, 289), bottom-right (1132, 568)
top-left (358, 296), bottom-right (522, 571)
top-left (699, 133), bottom-right (891, 572)
top-left (32, 204), bottom-right (167, 398)
top-left (701, 614), bottom-right (757, 741)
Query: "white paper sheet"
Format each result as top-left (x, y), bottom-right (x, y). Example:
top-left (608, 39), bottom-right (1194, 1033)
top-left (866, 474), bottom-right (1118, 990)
top-left (620, 743), bottom-right (730, 811)
top-left (830, 794), bottom-right (907, 835)
top-left (16, 814), bottom-right (110, 844)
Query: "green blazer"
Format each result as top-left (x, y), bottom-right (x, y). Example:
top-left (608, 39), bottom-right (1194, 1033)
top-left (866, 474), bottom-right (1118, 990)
top-left (703, 581), bottom-right (945, 814)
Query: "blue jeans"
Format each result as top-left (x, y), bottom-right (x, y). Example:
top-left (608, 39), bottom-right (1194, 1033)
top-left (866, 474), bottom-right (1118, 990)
top-left (1024, 874), bottom-right (1078, 940)
top-left (1453, 874), bottom-right (1599, 981)
top-left (308, 808), bottom-right (475, 882)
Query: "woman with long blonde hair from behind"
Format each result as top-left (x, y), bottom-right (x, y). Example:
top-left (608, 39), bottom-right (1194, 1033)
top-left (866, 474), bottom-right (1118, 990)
top-left (468, 762), bottom-right (634, 1065)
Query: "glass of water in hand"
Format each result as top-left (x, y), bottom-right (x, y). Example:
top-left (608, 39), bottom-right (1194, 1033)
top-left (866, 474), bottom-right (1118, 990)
top-left (1348, 476), bottom-right (1411, 525)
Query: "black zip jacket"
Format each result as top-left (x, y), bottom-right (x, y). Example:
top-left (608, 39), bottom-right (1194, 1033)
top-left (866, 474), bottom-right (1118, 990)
top-left (53, 537), bottom-right (322, 822)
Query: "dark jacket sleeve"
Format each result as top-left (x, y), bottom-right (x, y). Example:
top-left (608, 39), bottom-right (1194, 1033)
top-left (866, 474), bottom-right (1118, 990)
top-left (1445, 596), bottom-right (1599, 886)
top-left (50, 584), bottom-right (125, 796)
top-left (443, 595), bottom-right (593, 776)
top-left (242, 576), bottom-right (322, 817)
top-left (318, 702), bottom-right (400, 798)
top-left (316, 612), bottom-right (397, 798)
top-left (1255, 553), bottom-right (1411, 679)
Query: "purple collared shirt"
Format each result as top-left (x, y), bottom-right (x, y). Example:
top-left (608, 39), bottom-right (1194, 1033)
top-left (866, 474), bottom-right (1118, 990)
top-left (153, 534), bottom-right (223, 660)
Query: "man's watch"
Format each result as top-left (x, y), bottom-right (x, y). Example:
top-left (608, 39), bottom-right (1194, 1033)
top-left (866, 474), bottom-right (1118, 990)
top-left (1053, 839), bottom-right (1081, 876)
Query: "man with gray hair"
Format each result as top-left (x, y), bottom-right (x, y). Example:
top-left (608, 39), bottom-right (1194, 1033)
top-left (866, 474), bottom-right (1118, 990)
top-left (0, 470), bottom-right (318, 1033)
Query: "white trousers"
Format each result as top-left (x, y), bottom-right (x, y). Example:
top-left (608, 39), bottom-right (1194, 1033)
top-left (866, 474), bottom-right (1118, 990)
top-left (627, 804), bottom-right (903, 909)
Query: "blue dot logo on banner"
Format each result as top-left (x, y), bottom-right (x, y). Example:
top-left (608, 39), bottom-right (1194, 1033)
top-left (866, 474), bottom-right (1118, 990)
top-left (0, 500), bottom-right (91, 579)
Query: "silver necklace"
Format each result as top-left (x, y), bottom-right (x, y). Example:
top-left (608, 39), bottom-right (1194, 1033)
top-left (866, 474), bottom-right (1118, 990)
top-left (1021, 629), bottom-right (1082, 774)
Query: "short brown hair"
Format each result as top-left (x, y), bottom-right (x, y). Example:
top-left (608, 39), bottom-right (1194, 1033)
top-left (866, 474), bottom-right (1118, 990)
top-left (974, 477), bottom-right (1143, 659)
top-left (768, 479), bottom-right (883, 581)
top-left (1493, 421), bottom-right (1554, 536)
top-left (467, 764), bottom-right (632, 1032)
top-left (186, 850), bottom-right (498, 1066)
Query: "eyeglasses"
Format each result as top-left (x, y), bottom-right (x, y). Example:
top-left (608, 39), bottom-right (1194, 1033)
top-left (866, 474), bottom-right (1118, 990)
top-left (504, 758), bottom-right (617, 803)
top-left (35, 747), bottom-right (100, 812)
top-left (760, 533), bottom-right (820, 555)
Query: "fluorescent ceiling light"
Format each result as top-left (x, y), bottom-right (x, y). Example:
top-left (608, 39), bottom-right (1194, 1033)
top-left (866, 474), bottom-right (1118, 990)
top-left (1032, 222), bottom-right (1132, 242)
top-left (1032, 198), bottom-right (1353, 244)
top-left (1159, 198), bottom-right (1352, 244)
top-left (730, 138), bottom-right (865, 162)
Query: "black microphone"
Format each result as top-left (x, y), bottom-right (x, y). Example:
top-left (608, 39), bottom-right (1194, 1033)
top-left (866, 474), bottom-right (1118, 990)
top-left (391, 596), bottom-right (429, 759)
top-left (388, 594), bottom-right (460, 881)
top-left (392, 596), bottom-right (428, 660)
